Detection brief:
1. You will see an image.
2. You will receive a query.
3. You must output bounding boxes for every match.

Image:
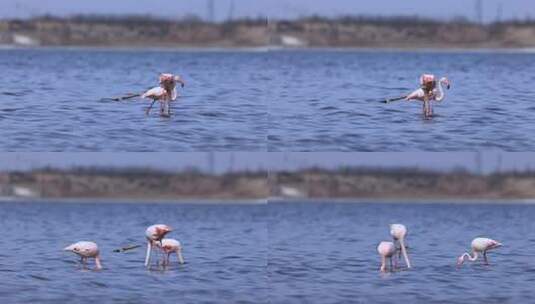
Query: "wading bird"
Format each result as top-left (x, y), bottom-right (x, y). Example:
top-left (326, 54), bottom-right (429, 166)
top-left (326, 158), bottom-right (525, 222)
top-left (155, 238), bottom-right (185, 266)
top-left (144, 224), bottom-right (173, 267)
top-left (141, 73), bottom-right (185, 117)
top-left (377, 241), bottom-right (396, 272)
top-left (390, 224), bottom-right (411, 269)
top-left (64, 241), bottom-right (102, 270)
top-left (405, 74), bottom-right (451, 118)
top-left (457, 237), bottom-right (502, 266)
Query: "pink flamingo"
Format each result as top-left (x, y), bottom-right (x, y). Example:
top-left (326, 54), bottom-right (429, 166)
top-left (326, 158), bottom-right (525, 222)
top-left (144, 224), bottom-right (172, 267)
top-left (457, 237), bottom-right (502, 266)
top-left (405, 74), bottom-right (451, 118)
top-left (141, 73), bottom-right (185, 117)
top-left (155, 238), bottom-right (185, 265)
top-left (377, 241), bottom-right (396, 272)
top-left (64, 241), bottom-right (102, 270)
top-left (390, 224), bottom-right (411, 268)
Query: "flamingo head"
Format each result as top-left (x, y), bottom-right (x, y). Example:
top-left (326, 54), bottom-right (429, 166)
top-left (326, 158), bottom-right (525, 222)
top-left (155, 225), bottom-right (173, 241)
top-left (440, 77), bottom-right (451, 90)
top-left (64, 243), bottom-right (79, 253)
top-left (488, 240), bottom-right (503, 250)
top-left (456, 255), bottom-right (465, 266)
top-left (174, 75), bottom-right (185, 88)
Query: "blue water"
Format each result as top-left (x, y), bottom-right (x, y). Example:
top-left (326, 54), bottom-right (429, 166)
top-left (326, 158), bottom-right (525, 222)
top-left (1, 201), bottom-right (534, 303)
top-left (268, 202), bottom-right (535, 303)
top-left (2, 49), bottom-right (535, 151)
top-left (0, 202), bottom-right (267, 303)
top-left (0, 49), bottom-right (268, 151)
top-left (268, 50), bottom-right (535, 151)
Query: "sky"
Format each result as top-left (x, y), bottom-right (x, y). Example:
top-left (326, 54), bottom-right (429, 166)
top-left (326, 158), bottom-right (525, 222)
top-left (1, 0), bottom-right (535, 22)
top-left (1, 153), bottom-right (535, 174)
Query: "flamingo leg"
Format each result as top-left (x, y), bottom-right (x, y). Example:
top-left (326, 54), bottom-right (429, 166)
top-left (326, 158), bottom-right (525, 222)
top-left (389, 257), bottom-right (393, 271)
top-left (483, 251), bottom-right (489, 265)
top-left (146, 99), bottom-right (156, 115)
top-left (144, 241), bottom-right (152, 267)
top-left (380, 256), bottom-right (386, 272)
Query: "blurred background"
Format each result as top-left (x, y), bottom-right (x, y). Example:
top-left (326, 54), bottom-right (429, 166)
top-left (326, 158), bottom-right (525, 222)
top-left (2, 0), bottom-right (535, 48)
top-left (2, 152), bottom-right (535, 200)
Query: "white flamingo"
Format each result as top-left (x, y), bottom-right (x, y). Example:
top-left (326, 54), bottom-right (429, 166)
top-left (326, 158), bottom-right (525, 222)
top-left (457, 237), bottom-right (502, 266)
top-left (390, 224), bottom-right (411, 269)
top-left (155, 238), bottom-right (185, 265)
top-left (406, 74), bottom-right (451, 117)
top-left (377, 241), bottom-right (396, 272)
top-left (141, 73), bottom-right (185, 117)
top-left (144, 224), bottom-right (172, 267)
top-left (64, 241), bottom-right (102, 270)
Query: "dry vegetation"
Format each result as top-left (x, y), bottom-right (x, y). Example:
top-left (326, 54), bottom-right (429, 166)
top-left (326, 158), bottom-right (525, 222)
top-left (2, 15), bottom-right (535, 48)
top-left (2, 167), bottom-right (535, 201)
top-left (272, 167), bottom-right (535, 199)
top-left (0, 167), bottom-right (268, 200)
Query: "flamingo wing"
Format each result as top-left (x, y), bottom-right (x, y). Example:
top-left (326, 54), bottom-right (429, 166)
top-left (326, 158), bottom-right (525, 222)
top-left (142, 87), bottom-right (166, 99)
top-left (406, 88), bottom-right (425, 101)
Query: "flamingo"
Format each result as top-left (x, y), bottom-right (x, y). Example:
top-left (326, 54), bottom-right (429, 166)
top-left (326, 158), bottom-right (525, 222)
top-left (64, 241), bottom-right (102, 270)
top-left (155, 238), bottom-right (185, 265)
top-left (144, 224), bottom-right (172, 267)
top-left (405, 74), bottom-right (451, 117)
top-left (141, 73), bottom-right (185, 117)
top-left (377, 241), bottom-right (396, 272)
top-left (390, 224), bottom-right (411, 268)
top-left (457, 237), bottom-right (502, 266)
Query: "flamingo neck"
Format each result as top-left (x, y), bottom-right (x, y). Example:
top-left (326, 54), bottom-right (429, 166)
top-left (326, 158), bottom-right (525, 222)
top-left (435, 81), bottom-right (446, 101)
top-left (399, 239), bottom-right (412, 268)
top-left (461, 251), bottom-right (479, 263)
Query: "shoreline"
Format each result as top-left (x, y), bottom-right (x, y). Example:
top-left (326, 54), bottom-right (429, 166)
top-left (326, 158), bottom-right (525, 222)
top-left (2, 44), bottom-right (535, 53)
top-left (0, 196), bottom-right (267, 205)
top-left (1, 196), bottom-right (534, 205)
top-left (269, 197), bottom-right (535, 204)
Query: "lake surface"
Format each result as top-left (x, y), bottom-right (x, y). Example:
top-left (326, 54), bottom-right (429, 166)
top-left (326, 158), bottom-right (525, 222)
top-left (0, 49), bottom-right (268, 151)
top-left (2, 49), bottom-right (535, 151)
top-left (2, 201), bottom-right (534, 303)
top-left (268, 50), bottom-right (535, 151)
top-left (0, 202), bottom-right (267, 304)
top-left (268, 202), bottom-right (535, 304)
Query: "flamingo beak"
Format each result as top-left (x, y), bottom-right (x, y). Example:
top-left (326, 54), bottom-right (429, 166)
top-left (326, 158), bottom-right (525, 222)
top-left (175, 76), bottom-right (185, 88)
top-left (63, 244), bottom-right (75, 252)
top-left (446, 83), bottom-right (451, 90)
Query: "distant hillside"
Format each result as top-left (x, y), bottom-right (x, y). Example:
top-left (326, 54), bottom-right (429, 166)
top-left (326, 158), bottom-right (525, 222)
top-left (3, 167), bottom-right (535, 201)
top-left (0, 15), bottom-right (269, 47)
top-left (272, 168), bottom-right (535, 200)
top-left (270, 16), bottom-right (535, 48)
top-left (1, 15), bottom-right (535, 48)
top-left (0, 167), bottom-right (268, 200)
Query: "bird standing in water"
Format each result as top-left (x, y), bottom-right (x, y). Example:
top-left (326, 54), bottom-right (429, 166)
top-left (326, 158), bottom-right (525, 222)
top-left (457, 237), bottom-right (502, 266)
top-left (155, 238), bottom-right (185, 266)
top-left (405, 74), bottom-right (451, 118)
top-left (142, 73), bottom-right (185, 117)
top-left (144, 224), bottom-right (173, 267)
top-left (377, 241), bottom-right (396, 272)
top-left (64, 241), bottom-right (103, 270)
top-left (390, 223), bottom-right (411, 269)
